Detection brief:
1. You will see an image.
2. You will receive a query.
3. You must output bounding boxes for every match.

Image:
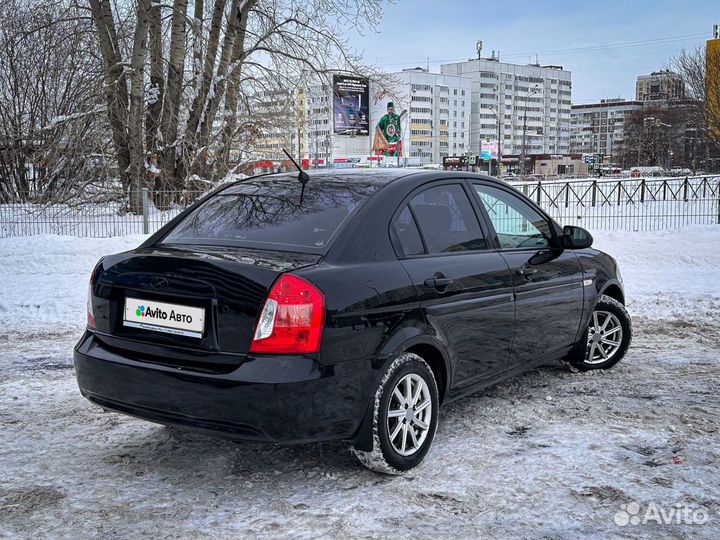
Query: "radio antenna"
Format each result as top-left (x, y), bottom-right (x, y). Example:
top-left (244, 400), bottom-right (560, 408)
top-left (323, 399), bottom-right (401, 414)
top-left (282, 148), bottom-right (310, 204)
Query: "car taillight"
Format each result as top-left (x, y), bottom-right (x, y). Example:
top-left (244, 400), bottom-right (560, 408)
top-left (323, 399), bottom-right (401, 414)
top-left (87, 281), bottom-right (96, 330)
top-left (250, 274), bottom-right (325, 355)
top-left (87, 258), bottom-right (104, 330)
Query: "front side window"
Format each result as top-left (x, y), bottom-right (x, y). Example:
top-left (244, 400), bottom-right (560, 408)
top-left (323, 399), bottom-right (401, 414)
top-left (408, 185), bottom-right (486, 254)
top-left (473, 184), bottom-right (552, 249)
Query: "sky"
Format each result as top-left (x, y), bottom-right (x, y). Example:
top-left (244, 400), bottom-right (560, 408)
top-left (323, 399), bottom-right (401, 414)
top-left (347, 0), bottom-right (717, 104)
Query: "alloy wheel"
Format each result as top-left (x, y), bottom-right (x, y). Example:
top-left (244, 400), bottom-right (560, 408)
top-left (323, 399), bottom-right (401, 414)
top-left (586, 310), bottom-right (623, 365)
top-left (386, 373), bottom-right (433, 456)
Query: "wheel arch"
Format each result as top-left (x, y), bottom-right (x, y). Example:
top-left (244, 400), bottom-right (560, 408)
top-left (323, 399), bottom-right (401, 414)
top-left (599, 281), bottom-right (625, 305)
top-left (353, 334), bottom-right (451, 453)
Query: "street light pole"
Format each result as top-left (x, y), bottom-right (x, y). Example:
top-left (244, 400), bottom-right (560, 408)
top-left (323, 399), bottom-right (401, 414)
top-left (520, 84), bottom-right (540, 177)
top-left (488, 104), bottom-right (502, 176)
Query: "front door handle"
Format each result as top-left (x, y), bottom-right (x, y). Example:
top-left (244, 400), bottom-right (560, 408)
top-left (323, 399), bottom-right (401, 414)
top-left (516, 267), bottom-right (538, 278)
top-left (424, 277), bottom-right (454, 288)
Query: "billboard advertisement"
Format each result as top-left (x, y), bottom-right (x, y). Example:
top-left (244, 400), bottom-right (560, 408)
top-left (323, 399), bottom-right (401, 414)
top-left (333, 75), bottom-right (370, 136)
top-left (370, 87), bottom-right (406, 157)
top-left (480, 140), bottom-right (498, 160)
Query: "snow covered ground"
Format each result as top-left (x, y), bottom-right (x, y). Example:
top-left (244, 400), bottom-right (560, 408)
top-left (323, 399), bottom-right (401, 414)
top-left (1, 227), bottom-right (719, 539)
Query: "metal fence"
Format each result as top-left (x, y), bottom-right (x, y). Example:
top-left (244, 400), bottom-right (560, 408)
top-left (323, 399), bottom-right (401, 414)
top-left (509, 175), bottom-right (720, 231)
top-left (1, 176), bottom-right (719, 238)
top-left (0, 188), bottom-right (207, 238)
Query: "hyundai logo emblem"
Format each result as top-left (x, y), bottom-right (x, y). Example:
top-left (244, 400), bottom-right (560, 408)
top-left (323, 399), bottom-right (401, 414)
top-left (150, 277), bottom-right (169, 290)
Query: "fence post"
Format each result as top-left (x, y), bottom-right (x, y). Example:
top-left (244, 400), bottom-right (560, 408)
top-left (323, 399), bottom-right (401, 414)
top-left (536, 181), bottom-right (541, 206)
top-left (591, 181), bottom-right (597, 207)
top-left (683, 176), bottom-right (689, 202)
top-left (142, 188), bottom-right (149, 234)
top-left (640, 179), bottom-right (645, 203)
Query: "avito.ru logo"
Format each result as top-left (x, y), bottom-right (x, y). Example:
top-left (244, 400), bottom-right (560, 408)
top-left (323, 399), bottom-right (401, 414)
top-left (135, 304), bottom-right (193, 324)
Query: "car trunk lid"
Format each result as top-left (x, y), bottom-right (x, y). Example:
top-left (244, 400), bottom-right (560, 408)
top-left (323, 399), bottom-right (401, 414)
top-left (93, 245), bottom-right (320, 368)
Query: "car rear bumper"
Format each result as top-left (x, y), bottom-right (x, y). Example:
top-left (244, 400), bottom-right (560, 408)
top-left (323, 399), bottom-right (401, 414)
top-left (73, 331), bottom-right (369, 443)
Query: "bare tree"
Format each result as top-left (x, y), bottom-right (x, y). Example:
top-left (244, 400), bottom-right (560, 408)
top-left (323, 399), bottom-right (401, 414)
top-left (0, 0), bottom-right (109, 202)
top-left (86, 0), bottom-right (390, 212)
top-left (669, 46), bottom-right (720, 171)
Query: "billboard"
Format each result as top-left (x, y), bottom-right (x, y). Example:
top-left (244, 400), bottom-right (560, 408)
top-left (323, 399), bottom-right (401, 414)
top-left (480, 140), bottom-right (498, 160)
top-left (370, 87), bottom-right (406, 157)
top-left (333, 75), bottom-right (370, 136)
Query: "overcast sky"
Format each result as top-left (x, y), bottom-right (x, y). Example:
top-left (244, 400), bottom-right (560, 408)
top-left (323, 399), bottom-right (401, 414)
top-left (347, 0), bottom-right (717, 104)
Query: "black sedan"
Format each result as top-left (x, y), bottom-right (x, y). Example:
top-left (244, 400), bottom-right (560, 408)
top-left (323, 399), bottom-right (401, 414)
top-left (74, 170), bottom-right (631, 474)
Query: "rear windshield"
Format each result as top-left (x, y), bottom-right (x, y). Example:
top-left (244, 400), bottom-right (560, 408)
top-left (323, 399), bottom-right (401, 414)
top-left (160, 177), bottom-right (381, 253)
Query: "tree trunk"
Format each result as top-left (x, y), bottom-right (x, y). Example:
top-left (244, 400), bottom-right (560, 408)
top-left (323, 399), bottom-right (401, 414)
top-left (88, 0), bottom-right (131, 191)
top-left (159, 0), bottom-right (189, 193)
top-left (194, 0), bottom-right (246, 177)
top-left (218, 1), bottom-right (254, 175)
top-left (184, 0), bottom-right (228, 143)
top-left (127, 0), bottom-right (152, 213)
top-left (191, 0), bottom-right (205, 102)
top-left (145, 2), bottom-right (164, 165)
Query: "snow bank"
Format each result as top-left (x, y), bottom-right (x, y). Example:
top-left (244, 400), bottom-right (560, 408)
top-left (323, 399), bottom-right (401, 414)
top-left (592, 225), bottom-right (720, 322)
top-left (1, 226), bottom-right (719, 337)
top-left (0, 235), bottom-right (146, 335)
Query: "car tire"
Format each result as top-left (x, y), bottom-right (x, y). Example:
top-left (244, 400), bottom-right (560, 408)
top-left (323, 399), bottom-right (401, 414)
top-left (352, 352), bottom-right (439, 475)
top-left (566, 294), bottom-right (632, 371)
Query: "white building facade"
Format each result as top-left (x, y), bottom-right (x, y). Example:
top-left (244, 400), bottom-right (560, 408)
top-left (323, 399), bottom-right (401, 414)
top-left (570, 98), bottom-right (642, 157)
top-left (391, 68), bottom-right (472, 166)
top-left (440, 56), bottom-right (572, 161)
top-left (299, 70), bottom-right (472, 167)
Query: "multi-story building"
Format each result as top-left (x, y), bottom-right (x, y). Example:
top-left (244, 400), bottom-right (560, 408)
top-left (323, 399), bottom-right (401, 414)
top-left (570, 98), bottom-right (642, 158)
top-left (440, 47), bottom-right (572, 168)
top-left (392, 68), bottom-right (472, 165)
top-left (249, 87), bottom-right (304, 162)
top-left (707, 25), bottom-right (720, 144)
top-left (250, 70), bottom-right (472, 167)
top-left (635, 70), bottom-right (685, 102)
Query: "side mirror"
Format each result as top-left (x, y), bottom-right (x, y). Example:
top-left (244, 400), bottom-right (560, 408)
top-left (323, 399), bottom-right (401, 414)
top-left (563, 225), bottom-right (593, 250)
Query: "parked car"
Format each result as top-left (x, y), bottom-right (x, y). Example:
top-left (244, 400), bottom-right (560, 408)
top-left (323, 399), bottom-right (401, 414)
top-left (74, 169), bottom-right (631, 474)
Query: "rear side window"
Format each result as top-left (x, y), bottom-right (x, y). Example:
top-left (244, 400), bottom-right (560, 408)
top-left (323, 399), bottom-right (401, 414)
top-left (162, 179), bottom-right (379, 253)
top-left (391, 206), bottom-right (424, 256)
top-left (408, 184), bottom-right (487, 253)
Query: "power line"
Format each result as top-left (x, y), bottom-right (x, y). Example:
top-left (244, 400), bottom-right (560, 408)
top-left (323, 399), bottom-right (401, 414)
top-left (372, 32), bottom-right (709, 68)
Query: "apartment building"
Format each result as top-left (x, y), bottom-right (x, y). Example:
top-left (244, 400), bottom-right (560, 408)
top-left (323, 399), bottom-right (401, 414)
top-left (635, 70), bottom-right (685, 102)
top-left (440, 48), bottom-right (572, 163)
top-left (570, 98), bottom-right (642, 157)
top-left (393, 68), bottom-right (472, 165)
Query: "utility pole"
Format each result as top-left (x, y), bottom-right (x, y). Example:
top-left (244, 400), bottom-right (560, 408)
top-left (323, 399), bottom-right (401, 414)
top-left (315, 135), bottom-right (319, 169)
top-left (520, 84), bottom-right (540, 177)
top-left (520, 110), bottom-right (528, 176)
top-left (488, 104), bottom-right (502, 176)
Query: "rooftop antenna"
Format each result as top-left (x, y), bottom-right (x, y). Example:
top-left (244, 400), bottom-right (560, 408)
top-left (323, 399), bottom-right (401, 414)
top-left (282, 148), bottom-right (309, 204)
top-left (535, 53), bottom-right (539, 66)
top-left (476, 40), bottom-right (483, 60)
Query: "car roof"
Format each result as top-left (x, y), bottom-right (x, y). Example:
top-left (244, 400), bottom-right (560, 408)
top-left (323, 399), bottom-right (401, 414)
top-left (222, 169), bottom-right (506, 193)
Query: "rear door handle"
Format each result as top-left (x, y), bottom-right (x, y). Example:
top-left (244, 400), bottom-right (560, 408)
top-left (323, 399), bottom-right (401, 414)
top-left (424, 277), bottom-right (454, 288)
top-left (516, 267), bottom-right (538, 278)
